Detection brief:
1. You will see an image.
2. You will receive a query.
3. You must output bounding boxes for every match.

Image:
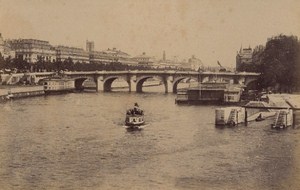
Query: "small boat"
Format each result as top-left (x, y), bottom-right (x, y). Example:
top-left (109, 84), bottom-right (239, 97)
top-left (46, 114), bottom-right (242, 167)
top-left (255, 113), bottom-right (265, 122)
top-left (255, 117), bottom-right (265, 122)
top-left (124, 103), bottom-right (145, 130)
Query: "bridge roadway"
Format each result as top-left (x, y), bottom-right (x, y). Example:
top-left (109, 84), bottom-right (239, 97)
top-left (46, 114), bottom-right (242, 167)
top-left (1, 70), bottom-right (260, 93)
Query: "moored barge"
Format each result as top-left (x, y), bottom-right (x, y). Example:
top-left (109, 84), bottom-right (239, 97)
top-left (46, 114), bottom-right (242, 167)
top-left (40, 77), bottom-right (75, 94)
top-left (175, 82), bottom-right (244, 105)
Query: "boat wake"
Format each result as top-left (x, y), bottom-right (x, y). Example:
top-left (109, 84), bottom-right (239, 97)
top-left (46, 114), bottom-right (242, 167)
top-left (122, 123), bottom-right (150, 130)
top-left (122, 124), bottom-right (150, 131)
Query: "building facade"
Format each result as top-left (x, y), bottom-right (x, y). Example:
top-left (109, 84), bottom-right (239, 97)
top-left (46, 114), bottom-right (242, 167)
top-left (1, 34), bottom-right (207, 70)
top-left (0, 33), bottom-right (15, 59)
top-left (252, 45), bottom-right (264, 65)
top-left (132, 52), bottom-right (155, 66)
top-left (104, 48), bottom-right (132, 63)
top-left (90, 48), bottom-right (137, 65)
top-left (56, 46), bottom-right (89, 63)
top-left (188, 55), bottom-right (203, 71)
top-left (8, 39), bottom-right (56, 63)
top-left (236, 46), bottom-right (253, 71)
top-left (153, 51), bottom-right (190, 69)
top-left (86, 40), bottom-right (94, 52)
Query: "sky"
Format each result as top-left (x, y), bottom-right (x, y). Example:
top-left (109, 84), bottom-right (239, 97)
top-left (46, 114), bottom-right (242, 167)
top-left (0, 0), bottom-right (300, 67)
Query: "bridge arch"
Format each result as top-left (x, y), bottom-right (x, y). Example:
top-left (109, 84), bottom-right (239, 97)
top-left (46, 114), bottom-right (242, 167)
top-left (103, 76), bottom-right (129, 92)
top-left (172, 76), bottom-right (198, 93)
top-left (136, 76), bottom-right (164, 92)
top-left (74, 77), bottom-right (89, 91)
top-left (245, 79), bottom-right (259, 90)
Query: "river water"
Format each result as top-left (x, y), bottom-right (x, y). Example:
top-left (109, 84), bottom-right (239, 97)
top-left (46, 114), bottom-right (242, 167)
top-left (0, 86), bottom-right (300, 190)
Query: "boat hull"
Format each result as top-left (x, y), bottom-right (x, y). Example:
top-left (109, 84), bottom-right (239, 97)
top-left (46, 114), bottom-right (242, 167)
top-left (125, 121), bottom-right (145, 126)
top-left (255, 118), bottom-right (265, 122)
top-left (125, 115), bottom-right (145, 128)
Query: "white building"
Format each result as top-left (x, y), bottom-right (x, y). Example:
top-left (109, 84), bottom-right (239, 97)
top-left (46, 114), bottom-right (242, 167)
top-left (236, 46), bottom-right (253, 70)
top-left (132, 52), bottom-right (156, 66)
top-left (56, 45), bottom-right (89, 63)
top-left (0, 33), bottom-right (15, 59)
top-left (7, 38), bottom-right (56, 63)
top-left (90, 48), bottom-right (137, 65)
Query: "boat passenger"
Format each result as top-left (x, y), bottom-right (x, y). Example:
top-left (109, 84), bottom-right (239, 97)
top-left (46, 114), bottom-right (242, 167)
top-left (133, 103), bottom-right (139, 114)
top-left (135, 108), bottom-right (142, 115)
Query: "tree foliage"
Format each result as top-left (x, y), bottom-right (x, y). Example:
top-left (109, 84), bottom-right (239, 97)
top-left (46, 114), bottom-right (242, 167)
top-left (237, 35), bottom-right (300, 92)
top-left (260, 35), bottom-right (300, 92)
top-left (0, 56), bottom-right (189, 73)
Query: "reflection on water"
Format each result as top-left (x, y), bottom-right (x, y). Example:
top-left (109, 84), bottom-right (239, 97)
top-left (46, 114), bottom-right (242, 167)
top-left (0, 87), bottom-right (300, 190)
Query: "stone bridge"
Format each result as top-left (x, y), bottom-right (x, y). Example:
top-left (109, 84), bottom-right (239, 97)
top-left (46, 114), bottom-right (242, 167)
top-left (1, 70), bottom-right (260, 93)
top-left (64, 70), bottom-right (260, 93)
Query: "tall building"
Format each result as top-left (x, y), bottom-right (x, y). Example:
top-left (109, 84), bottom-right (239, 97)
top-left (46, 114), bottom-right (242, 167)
top-left (236, 46), bottom-right (253, 71)
top-left (86, 40), bottom-right (94, 52)
top-left (7, 39), bottom-right (56, 63)
top-left (252, 45), bottom-right (264, 65)
top-left (90, 48), bottom-right (137, 65)
top-left (55, 45), bottom-right (89, 63)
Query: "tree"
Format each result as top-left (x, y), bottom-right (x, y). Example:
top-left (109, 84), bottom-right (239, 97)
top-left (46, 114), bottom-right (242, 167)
top-left (260, 35), bottom-right (300, 92)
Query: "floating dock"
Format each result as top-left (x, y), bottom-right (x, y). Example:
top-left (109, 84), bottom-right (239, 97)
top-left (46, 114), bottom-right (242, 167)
top-left (215, 101), bottom-right (279, 126)
top-left (215, 95), bottom-right (300, 128)
top-left (215, 106), bottom-right (245, 126)
top-left (271, 109), bottom-right (293, 129)
top-left (176, 82), bottom-right (244, 105)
